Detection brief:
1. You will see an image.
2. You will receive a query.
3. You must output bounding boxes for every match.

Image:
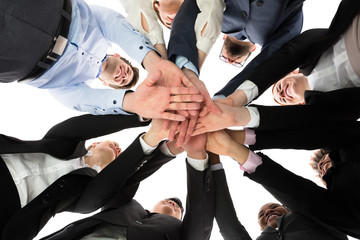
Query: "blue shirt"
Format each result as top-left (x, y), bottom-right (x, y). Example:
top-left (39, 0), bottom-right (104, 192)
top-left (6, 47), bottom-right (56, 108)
top-left (26, 0), bottom-right (156, 115)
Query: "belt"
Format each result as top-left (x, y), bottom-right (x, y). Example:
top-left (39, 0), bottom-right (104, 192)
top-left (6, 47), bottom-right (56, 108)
top-left (19, 0), bottom-right (72, 82)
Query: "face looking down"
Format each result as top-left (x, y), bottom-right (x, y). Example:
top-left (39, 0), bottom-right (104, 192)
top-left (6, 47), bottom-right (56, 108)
top-left (100, 54), bottom-right (134, 87)
top-left (258, 203), bottom-right (290, 230)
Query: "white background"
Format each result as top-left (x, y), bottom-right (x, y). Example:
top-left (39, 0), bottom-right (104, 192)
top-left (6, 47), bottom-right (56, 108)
top-left (0, 0), bottom-right (354, 239)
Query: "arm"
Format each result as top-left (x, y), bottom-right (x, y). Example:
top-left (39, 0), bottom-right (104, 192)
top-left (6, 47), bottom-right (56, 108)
top-left (216, 9), bottom-right (304, 100)
top-left (210, 153), bottom-right (252, 240)
top-left (118, 0), bottom-right (167, 58)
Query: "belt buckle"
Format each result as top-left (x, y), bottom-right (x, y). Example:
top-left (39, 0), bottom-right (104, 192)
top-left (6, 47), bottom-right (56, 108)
top-left (47, 35), bottom-right (68, 61)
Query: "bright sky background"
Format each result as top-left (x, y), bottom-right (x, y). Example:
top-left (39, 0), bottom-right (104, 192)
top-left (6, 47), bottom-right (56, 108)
top-left (0, 0), bottom-right (354, 239)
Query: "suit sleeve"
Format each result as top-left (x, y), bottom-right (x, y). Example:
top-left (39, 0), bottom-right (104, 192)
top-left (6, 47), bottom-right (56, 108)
top-left (182, 160), bottom-right (215, 240)
top-left (43, 113), bottom-right (148, 141)
top-left (168, 0), bottom-right (200, 71)
top-left (74, 138), bottom-right (174, 212)
top-left (213, 169), bottom-right (252, 240)
top-left (215, 10), bottom-right (304, 97)
top-left (245, 153), bottom-right (355, 230)
top-left (252, 121), bottom-right (360, 151)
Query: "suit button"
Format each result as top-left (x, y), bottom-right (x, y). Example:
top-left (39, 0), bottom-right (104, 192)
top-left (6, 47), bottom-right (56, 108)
top-left (256, 1), bottom-right (264, 6)
top-left (41, 194), bottom-right (50, 205)
top-left (135, 220), bottom-right (143, 225)
top-left (58, 179), bottom-right (66, 188)
top-left (242, 11), bottom-right (247, 18)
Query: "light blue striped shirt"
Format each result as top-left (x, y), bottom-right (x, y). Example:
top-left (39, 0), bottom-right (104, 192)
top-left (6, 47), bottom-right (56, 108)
top-left (26, 0), bottom-right (156, 115)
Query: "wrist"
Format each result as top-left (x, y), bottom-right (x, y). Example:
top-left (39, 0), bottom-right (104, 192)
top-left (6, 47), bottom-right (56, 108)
top-left (122, 92), bottom-right (136, 114)
top-left (234, 107), bottom-right (251, 126)
top-left (187, 150), bottom-right (207, 160)
top-left (143, 50), bottom-right (162, 72)
top-left (143, 130), bottom-right (162, 147)
top-left (229, 89), bottom-right (248, 107)
top-left (229, 143), bottom-right (249, 165)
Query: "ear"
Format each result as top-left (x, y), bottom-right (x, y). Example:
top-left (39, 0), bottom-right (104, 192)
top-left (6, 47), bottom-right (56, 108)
top-left (113, 53), bottom-right (120, 58)
top-left (154, 1), bottom-right (160, 10)
top-left (251, 43), bottom-right (257, 52)
top-left (91, 142), bottom-right (97, 148)
top-left (291, 69), bottom-right (300, 74)
top-left (223, 34), bottom-right (227, 40)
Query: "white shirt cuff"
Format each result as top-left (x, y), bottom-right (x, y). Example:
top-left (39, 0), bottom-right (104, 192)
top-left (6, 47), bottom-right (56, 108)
top-left (139, 133), bottom-right (158, 155)
top-left (236, 80), bottom-right (259, 104)
top-left (245, 107), bottom-right (260, 128)
top-left (187, 153), bottom-right (209, 171)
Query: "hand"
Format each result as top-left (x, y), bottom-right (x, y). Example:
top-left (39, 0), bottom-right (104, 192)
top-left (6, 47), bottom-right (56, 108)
top-left (123, 71), bottom-right (203, 121)
top-left (206, 131), bottom-right (249, 164)
top-left (143, 118), bottom-right (171, 147)
top-left (181, 133), bottom-right (207, 159)
top-left (206, 130), bottom-right (233, 157)
top-left (170, 114), bottom-right (198, 147)
top-left (193, 102), bottom-right (250, 136)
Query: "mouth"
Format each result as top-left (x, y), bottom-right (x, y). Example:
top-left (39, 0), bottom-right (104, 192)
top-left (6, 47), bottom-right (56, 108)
top-left (284, 85), bottom-right (293, 99)
top-left (265, 213), bottom-right (280, 224)
top-left (114, 67), bottom-right (123, 80)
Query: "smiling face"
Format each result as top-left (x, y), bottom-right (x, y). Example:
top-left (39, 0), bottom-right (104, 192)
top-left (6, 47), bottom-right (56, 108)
top-left (153, 0), bottom-right (184, 28)
top-left (151, 198), bottom-right (182, 220)
top-left (258, 203), bottom-right (289, 230)
top-left (88, 140), bottom-right (122, 170)
top-left (272, 74), bottom-right (310, 105)
top-left (100, 54), bottom-right (134, 87)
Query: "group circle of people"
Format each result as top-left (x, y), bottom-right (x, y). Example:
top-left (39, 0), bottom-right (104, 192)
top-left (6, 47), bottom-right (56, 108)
top-left (0, 0), bottom-right (359, 239)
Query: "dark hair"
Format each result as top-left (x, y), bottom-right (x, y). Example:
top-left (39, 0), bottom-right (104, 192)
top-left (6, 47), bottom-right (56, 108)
top-left (309, 149), bottom-right (330, 185)
top-left (167, 197), bottom-right (184, 217)
top-left (223, 37), bottom-right (251, 59)
top-left (153, 0), bottom-right (171, 29)
top-left (108, 57), bottom-right (140, 89)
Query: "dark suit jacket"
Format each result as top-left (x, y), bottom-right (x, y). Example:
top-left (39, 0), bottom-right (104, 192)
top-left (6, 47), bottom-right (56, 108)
top-left (41, 160), bottom-right (215, 240)
top-left (212, 167), bottom-right (349, 240)
top-left (247, 0), bottom-right (360, 98)
top-left (245, 153), bottom-right (360, 239)
top-left (0, 114), bottom-right (150, 240)
top-left (167, 0), bottom-right (304, 97)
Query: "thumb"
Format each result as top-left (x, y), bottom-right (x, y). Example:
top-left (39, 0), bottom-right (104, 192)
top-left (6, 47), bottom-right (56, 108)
top-left (145, 70), bottom-right (162, 86)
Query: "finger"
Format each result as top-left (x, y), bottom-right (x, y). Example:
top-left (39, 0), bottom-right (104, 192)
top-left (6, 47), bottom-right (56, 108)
top-left (145, 71), bottom-right (162, 86)
top-left (170, 94), bottom-right (204, 103)
top-left (199, 106), bottom-right (209, 117)
top-left (159, 112), bottom-right (186, 121)
top-left (180, 75), bottom-right (195, 88)
top-left (206, 98), bottom-right (222, 114)
top-left (188, 110), bottom-right (199, 116)
top-left (168, 121), bottom-right (180, 141)
top-left (177, 110), bottom-right (189, 117)
top-left (169, 86), bottom-right (200, 95)
top-left (167, 102), bottom-right (201, 111)
top-left (183, 116), bottom-right (198, 144)
top-left (191, 126), bottom-right (206, 136)
top-left (176, 118), bottom-right (189, 147)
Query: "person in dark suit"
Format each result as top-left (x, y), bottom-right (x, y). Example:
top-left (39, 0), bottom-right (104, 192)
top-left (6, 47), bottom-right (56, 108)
top-left (39, 133), bottom-right (215, 240)
top-left (220, 0), bottom-right (360, 107)
top-left (206, 129), bottom-right (360, 239)
top-left (0, 113), bottom-right (179, 240)
top-left (166, 0), bottom-right (304, 96)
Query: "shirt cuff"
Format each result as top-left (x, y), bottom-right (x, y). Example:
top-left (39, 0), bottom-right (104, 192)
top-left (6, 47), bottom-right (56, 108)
top-left (211, 162), bottom-right (223, 171)
top-left (236, 80), bottom-right (259, 104)
top-left (245, 107), bottom-right (260, 128)
top-left (187, 153), bottom-right (209, 171)
top-left (175, 56), bottom-right (199, 76)
top-left (159, 142), bottom-right (176, 157)
top-left (244, 128), bottom-right (256, 145)
top-left (212, 94), bottom-right (225, 100)
top-left (139, 133), bottom-right (158, 155)
top-left (239, 151), bottom-right (263, 174)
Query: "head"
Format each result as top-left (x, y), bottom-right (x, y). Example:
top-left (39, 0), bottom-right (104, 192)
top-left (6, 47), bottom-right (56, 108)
top-left (151, 197), bottom-right (184, 220)
top-left (310, 149), bottom-right (332, 186)
top-left (99, 53), bottom-right (139, 89)
top-left (272, 71), bottom-right (310, 105)
top-left (153, 0), bottom-right (184, 29)
top-left (85, 140), bottom-right (122, 170)
top-left (219, 35), bottom-right (255, 67)
top-left (258, 203), bottom-right (290, 231)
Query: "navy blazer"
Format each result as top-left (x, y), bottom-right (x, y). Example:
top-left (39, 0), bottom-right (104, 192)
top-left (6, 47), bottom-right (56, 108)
top-left (167, 0), bottom-right (304, 96)
top-left (0, 114), bottom-right (149, 240)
